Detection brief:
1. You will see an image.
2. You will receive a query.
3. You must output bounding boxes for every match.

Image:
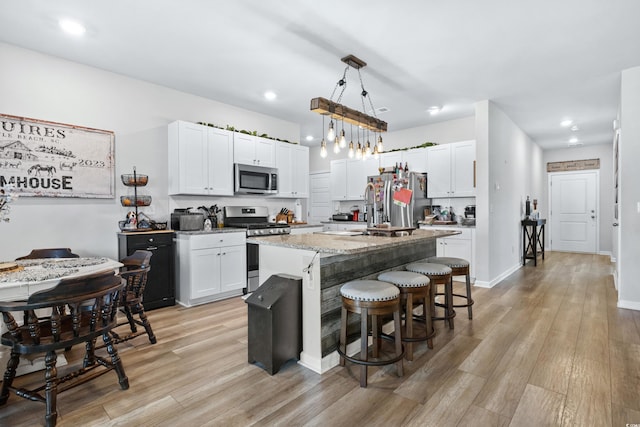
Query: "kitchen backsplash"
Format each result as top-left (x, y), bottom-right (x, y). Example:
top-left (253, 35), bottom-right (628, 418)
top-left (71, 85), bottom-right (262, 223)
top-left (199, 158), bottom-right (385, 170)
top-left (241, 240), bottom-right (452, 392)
top-left (430, 197), bottom-right (476, 221)
top-left (169, 195), bottom-right (308, 223)
top-left (335, 197), bottom-right (475, 223)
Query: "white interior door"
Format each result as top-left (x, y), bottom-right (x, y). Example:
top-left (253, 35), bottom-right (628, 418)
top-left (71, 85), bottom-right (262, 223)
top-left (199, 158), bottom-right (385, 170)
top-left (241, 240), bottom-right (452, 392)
top-left (309, 172), bottom-right (331, 224)
top-left (550, 171), bottom-right (598, 253)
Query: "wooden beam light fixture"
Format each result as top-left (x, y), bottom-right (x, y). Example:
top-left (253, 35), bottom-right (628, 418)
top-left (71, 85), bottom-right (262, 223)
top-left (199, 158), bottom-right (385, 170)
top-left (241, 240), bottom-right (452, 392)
top-left (311, 55), bottom-right (386, 159)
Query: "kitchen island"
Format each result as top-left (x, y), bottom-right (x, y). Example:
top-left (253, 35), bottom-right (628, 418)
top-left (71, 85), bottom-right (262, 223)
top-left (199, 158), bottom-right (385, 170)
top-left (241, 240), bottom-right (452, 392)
top-left (247, 228), bottom-right (458, 374)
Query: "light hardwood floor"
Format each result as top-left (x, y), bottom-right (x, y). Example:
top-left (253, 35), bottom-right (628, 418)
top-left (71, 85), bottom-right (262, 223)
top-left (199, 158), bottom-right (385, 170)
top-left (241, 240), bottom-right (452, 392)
top-left (2, 252), bottom-right (640, 426)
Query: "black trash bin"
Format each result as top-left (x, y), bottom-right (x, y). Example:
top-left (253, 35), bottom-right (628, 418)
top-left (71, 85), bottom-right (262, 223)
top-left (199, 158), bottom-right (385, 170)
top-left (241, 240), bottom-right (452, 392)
top-left (245, 274), bottom-right (302, 375)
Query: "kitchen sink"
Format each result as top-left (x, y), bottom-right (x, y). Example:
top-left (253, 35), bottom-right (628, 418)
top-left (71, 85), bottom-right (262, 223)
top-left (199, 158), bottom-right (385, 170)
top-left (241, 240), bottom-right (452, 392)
top-left (314, 231), bottom-right (364, 236)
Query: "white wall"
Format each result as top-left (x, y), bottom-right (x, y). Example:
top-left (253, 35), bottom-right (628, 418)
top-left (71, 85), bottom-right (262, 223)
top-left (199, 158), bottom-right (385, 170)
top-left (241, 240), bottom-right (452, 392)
top-left (475, 100), bottom-right (544, 286)
top-left (308, 116), bottom-right (475, 173)
top-left (618, 66), bottom-right (640, 310)
top-left (0, 42), bottom-right (300, 261)
top-left (543, 144), bottom-right (613, 254)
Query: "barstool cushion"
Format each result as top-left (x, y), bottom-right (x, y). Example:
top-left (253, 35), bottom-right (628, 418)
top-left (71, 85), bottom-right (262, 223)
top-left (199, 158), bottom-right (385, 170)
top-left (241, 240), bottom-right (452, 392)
top-left (406, 262), bottom-right (452, 275)
top-left (340, 280), bottom-right (400, 302)
top-left (427, 256), bottom-right (470, 268)
top-left (378, 271), bottom-right (430, 288)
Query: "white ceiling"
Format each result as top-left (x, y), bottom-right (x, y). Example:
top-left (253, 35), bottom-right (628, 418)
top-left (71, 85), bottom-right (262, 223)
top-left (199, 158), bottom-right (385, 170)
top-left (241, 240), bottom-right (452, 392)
top-left (1, 0), bottom-right (639, 150)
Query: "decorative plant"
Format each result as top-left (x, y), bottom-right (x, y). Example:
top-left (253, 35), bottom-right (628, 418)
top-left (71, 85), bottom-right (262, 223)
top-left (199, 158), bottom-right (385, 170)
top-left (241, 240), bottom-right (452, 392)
top-left (0, 184), bottom-right (18, 222)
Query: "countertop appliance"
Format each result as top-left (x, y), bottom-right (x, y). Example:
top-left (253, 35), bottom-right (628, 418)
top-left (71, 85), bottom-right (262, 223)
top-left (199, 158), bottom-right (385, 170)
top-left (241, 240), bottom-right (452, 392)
top-left (366, 172), bottom-right (430, 228)
top-left (171, 209), bottom-right (205, 231)
top-left (234, 163), bottom-right (278, 195)
top-left (224, 206), bottom-right (291, 293)
top-left (332, 213), bottom-right (354, 221)
top-left (465, 205), bottom-right (476, 218)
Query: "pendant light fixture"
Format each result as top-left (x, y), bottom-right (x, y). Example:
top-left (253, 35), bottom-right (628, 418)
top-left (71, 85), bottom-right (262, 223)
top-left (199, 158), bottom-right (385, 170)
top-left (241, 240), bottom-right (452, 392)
top-left (348, 124), bottom-right (355, 158)
top-left (327, 120), bottom-right (336, 142)
top-left (320, 115), bottom-right (328, 158)
top-left (311, 54), bottom-right (386, 159)
top-left (338, 126), bottom-right (347, 148)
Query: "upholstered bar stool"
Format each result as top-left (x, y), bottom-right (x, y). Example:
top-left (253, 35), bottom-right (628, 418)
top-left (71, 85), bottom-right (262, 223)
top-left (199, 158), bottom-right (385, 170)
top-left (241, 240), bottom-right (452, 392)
top-left (427, 256), bottom-right (474, 320)
top-left (338, 280), bottom-right (404, 388)
top-left (378, 271), bottom-right (434, 361)
top-left (405, 262), bottom-right (455, 329)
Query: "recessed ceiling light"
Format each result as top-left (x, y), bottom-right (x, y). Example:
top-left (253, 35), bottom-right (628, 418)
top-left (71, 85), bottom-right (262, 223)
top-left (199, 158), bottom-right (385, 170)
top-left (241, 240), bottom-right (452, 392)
top-left (305, 135), bottom-right (314, 141)
top-left (569, 137), bottom-right (578, 143)
top-left (264, 91), bottom-right (277, 101)
top-left (59, 18), bottom-right (86, 36)
top-left (427, 106), bottom-right (441, 115)
top-left (560, 119), bottom-right (573, 127)
top-left (570, 125), bottom-right (579, 131)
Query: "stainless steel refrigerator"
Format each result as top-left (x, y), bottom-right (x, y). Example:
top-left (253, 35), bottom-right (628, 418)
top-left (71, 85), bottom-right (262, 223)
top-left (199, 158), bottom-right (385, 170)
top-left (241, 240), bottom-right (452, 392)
top-left (366, 172), bottom-right (429, 228)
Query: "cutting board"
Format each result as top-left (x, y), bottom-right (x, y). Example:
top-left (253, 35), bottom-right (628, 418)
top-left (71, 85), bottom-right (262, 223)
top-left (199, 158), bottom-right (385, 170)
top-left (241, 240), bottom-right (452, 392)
top-left (366, 226), bottom-right (416, 237)
top-left (0, 262), bottom-right (23, 274)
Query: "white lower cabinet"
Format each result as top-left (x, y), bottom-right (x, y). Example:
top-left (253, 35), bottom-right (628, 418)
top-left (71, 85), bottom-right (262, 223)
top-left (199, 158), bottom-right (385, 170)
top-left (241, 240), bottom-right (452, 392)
top-left (420, 226), bottom-right (475, 280)
top-left (175, 232), bottom-right (246, 306)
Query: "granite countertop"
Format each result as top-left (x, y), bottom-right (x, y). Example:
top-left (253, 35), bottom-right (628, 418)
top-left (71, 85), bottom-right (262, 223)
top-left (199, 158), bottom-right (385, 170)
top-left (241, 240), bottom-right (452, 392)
top-left (174, 227), bottom-right (245, 235)
top-left (288, 223), bottom-right (323, 228)
top-left (0, 257), bottom-right (114, 284)
top-left (320, 220), bottom-right (368, 224)
top-left (247, 228), bottom-right (459, 255)
top-left (418, 222), bottom-right (476, 229)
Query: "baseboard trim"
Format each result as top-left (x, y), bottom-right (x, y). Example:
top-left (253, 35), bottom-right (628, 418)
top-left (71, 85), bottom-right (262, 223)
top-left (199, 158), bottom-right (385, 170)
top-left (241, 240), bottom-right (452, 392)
top-left (617, 299), bottom-right (640, 311)
top-left (474, 263), bottom-right (521, 288)
top-left (599, 250), bottom-right (612, 257)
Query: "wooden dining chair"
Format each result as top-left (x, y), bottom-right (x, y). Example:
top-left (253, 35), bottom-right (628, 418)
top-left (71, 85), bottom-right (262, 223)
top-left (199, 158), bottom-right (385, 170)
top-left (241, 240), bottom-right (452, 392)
top-left (111, 250), bottom-right (157, 345)
top-left (15, 247), bottom-right (79, 260)
top-left (0, 270), bottom-right (129, 427)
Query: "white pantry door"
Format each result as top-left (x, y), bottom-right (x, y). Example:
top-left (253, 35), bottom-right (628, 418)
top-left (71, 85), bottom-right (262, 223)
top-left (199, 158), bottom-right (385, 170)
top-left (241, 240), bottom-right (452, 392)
top-left (550, 171), bottom-right (598, 253)
top-left (309, 172), bottom-right (331, 224)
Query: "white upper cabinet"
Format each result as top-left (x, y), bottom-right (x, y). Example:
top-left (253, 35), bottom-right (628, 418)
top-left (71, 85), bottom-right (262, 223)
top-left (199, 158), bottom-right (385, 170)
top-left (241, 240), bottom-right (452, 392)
top-left (276, 142), bottom-right (309, 198)
top-left (426, 140), bottom-right (476, 198)
top-left (402, 148), bottom-right (428, 173)
top-left (379, 152), bottom-right (402, 170)
top-left (378, 148), bottom-right (427, 173)
top-left (168, 121), bottom-right (233, 196)
top-left (346, 157), bottom-right (379, 199)
top-left (233, 134), bottom-right (275, 167)
top-left (451, 140), bottom-right (476, 197)
top-left (331, 157), bottom-right (379, 201)
top-left (330, 159), bottom-right (347, 200)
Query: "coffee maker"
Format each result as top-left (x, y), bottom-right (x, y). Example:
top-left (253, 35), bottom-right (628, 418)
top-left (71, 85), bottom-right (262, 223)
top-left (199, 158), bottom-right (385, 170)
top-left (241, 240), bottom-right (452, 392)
top-left (464, 205), bottom-right (476, 218)
top-left (461, 205), bottom-right (476, 226)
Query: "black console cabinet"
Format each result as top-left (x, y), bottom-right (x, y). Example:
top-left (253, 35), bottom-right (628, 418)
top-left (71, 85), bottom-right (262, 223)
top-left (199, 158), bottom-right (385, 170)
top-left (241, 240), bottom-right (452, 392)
top-left (118, 231), bottom-right (176, 310)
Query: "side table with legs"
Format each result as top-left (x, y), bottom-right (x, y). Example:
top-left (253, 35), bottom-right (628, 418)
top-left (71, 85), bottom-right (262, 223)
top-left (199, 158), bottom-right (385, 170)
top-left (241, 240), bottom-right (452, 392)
top-left (521, 219), bottom-right (546, 266)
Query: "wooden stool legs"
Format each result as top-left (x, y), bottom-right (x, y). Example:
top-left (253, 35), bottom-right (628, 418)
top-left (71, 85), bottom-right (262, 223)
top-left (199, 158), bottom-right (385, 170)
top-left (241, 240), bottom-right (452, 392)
top-left (401, 286), bottom-right (434, 360)
top-left (338, 297), bottom-right (404, 387)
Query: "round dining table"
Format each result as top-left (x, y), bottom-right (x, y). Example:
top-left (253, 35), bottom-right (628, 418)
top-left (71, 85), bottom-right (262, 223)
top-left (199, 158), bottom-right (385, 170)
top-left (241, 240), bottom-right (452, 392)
top-left (0, 257), bottom-right (123, 301)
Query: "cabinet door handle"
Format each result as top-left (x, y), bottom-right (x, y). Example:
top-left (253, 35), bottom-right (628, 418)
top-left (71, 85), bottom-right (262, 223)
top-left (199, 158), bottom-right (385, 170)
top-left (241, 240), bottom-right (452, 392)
top-left (146, 246), bottom-right (158, 250)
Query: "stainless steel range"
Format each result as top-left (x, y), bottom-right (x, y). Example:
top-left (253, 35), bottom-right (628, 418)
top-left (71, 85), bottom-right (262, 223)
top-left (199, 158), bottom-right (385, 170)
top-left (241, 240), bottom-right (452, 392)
top-left (224, 206), bottom-right (291, 293)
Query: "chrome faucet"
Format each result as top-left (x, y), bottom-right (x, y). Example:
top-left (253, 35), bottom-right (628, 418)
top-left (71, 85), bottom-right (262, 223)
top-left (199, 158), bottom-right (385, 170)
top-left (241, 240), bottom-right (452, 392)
top-left (364, 182), bottom-right (377, 228)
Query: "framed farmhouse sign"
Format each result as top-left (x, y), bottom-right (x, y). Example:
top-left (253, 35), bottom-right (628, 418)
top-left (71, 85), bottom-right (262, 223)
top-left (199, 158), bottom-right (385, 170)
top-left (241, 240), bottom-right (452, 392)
top-left (0, 114), bottom-right (115, 198)
top-left (546, 159), bottom-right (600, 173)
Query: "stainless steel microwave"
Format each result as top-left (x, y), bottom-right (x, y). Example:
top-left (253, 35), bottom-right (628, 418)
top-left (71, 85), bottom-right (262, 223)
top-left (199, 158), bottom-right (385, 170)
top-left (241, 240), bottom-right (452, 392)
top-left (234, 163), bottom-right (278, 195)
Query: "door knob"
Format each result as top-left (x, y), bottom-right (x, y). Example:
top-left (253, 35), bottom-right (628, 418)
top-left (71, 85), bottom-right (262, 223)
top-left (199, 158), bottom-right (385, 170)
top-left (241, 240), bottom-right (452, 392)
top-left (591, 216), bottom-right (595, 219)
top-left (613, 223), bottom-right (619, 227)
